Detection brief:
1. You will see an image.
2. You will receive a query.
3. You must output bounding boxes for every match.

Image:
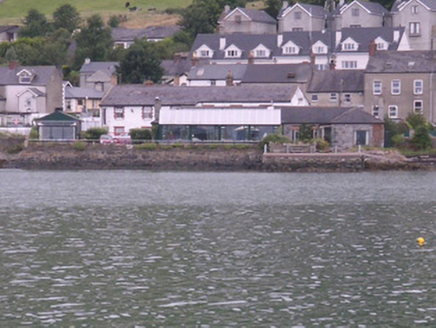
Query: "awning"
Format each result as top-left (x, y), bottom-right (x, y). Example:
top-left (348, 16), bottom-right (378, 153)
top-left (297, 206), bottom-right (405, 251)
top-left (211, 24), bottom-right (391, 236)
top-left (159, 108), bottom-right (281, 125)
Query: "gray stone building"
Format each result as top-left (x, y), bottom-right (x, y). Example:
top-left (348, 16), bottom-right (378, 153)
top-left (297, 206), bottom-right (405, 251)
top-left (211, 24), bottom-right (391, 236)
top-left (335, 0), bottom-right (389, 30)
top-left (218, 6), bottom-right (277, 35)
top-left (277, 2), bottom-right (328, 33)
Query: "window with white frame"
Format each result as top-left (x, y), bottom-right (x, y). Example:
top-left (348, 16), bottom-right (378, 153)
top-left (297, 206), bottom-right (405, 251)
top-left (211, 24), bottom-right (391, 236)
top-left (255, 49), bottom-right (267, 57)
top-left (142, 106), bottom-right (153, 119)
top-left (377, 43), bottom-right (385, 50)
top-left (226, 50), bottom-right (239, 57)
top-left (344, 94), bottom-right (351, 102)
top-left (284, 46), bottom-right (297, 54)
top-left (341, 61), bottom-right (357, 69)
top-left (211, 80), bottom-right (216, 86)
top-left (414, 80), bottom-right (423, 94)
top-left (388, 105), bottom-right (398, 118)
top-left (409, 22), bottom-right (421, 35)
top-left (294, 12), bottom-right (302, 20)
top-left (114, 107), bottom-right (124, 119)
top-left (411, 5), bottom-right (418, 14)
top-left (391, 80), bottom-right (401, 95)
top-left (355, 130), bottom-right (368, 145)
top-left (414, 100), bottom-right (423, 113)
top-left (315, 64), bottom-right (326, 71)
top-left (373, 80), bottom-right (382, 95)
top-left (330, 93), bottom-right (338, 101)
top-left (352, 8), bottom-right (360, 16)
top-left (342, 43), bottom-right (355, 50)
top-left (19, 73), bottom-right (32, 84)
top-left (311, 94), bottom-right (319, 102)
top-left (372, 105), bottom-right (379, 118)
top-left (200, 50), bottom-right (210, 57)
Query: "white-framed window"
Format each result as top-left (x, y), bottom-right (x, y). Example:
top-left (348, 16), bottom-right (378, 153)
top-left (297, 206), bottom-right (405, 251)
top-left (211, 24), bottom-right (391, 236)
top-left (330, 93), bottom-right (338, 101)
top-left (355, 130), bottom-right (368, 145)
top-left (255, 49), bottom-right (267, 57)
top-left (211, 80), bottom-right (216, 86)
top-left (414, 80), bottom-right (423, 94)
top-left (342, 43), bottom-right (355, 50)
top-left (226, 50), bottom-right (239, 57)
top-left (391, 79), bottom-right (401, 95)
top-left (114, 107), bottom-right (124, 119)
top-left (388, 105), bottom-right (398, 118)
top-left (373, 80), bottom-right (382, 95)
top-left (311, 94), bottom-right (319, 102)
top-left (235, 15), bottom-right (241, 23)
top-left (344, 94), bottom-right (351, 102)
top-left (352, 8), bottom-right (360, 16)
top-left (284, 46), bottom-right (297, 54)
top-left (314, 46), bottom-right (324, 54)
top-left (377, 43), bottom-right (385, 50)
top-left (409, 22), bottom-right (421, 35)
top-left (372, 105), bottom-right (379, 118)
top-left (200, 50), bottom-right (209, 57)
top-left (341, 61), bottom-right (357, 69)
top-left (142, 106), bottom-right (153, 119)
top-left (294, 12), bottom-right (302, 20)
top-left (19, 74), bottom-right (31, 84)
top-left (414, 100), bottom-right (423, 113)
top-left (315, 64), bottom-right (326, 71)
top-left (412, 5), bottom-right (419, 14)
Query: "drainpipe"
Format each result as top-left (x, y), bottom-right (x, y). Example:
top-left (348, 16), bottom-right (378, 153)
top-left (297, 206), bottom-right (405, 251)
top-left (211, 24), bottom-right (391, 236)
top-left (431, 72), bottom-right (434, 124)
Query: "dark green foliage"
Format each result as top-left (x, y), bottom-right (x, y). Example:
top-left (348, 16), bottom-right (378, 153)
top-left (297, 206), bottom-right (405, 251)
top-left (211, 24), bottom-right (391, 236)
top-left (53, 4), bottom-right (81, 33)
top-left (74, 14), bottom-right (113, 69)
top-left (384, 116), bottom-right (409, 137)
top-left (263, 0), bottom-right (283, 19)
top-left (411, 125), bottom-right (432, 150)
top-left (130, 128), bottom-right (153, 143)
top-left (19, 9), bottom-right (53, 38)
top-left (392, 134), bottom-right (406, 148)
top-left (299, 123), bottom-right (314, 142)
top-left (117, 40), bottom-right (164, 83)
top-left (72, 141), bottom-right (86, 151)
top-left (108, 15), bottom-right (120, 28)
top-left (29, 127), bottom-right (39, 140)
top-left (258, 134), bottom-right (291, 149)
top-left (406, 112), bottom-right (428, 130)
top-left (81, 127), bottom-right (108, 140)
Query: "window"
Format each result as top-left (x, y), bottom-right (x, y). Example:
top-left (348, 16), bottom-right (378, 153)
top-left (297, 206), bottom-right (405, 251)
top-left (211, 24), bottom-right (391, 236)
top-left (372, 105), bottom-right (379, 118)
top-left (352, 8), bottom-right (360, 17)
top-left (388, 105), bottom-right (398, 118)
top-left (311, 94), bottom-right (319, 102)
top-left (355, 130), bottom-right (368, 145)
top-left (330, 93), bottom-right (338, 102)
top-left (412, 5), bottom-right (418, 14)
top-left (314, 46), bottom-right (325, 54)
top-left (211, 80), bottom-right (216, 86)
top-left (292, 28), bottom-right (303, 31)
top-left (284, 46), bottom-right (297, 54)
top-left (350, 24), bottom-right (361, 28)
top-left (391, 79), bottom-right (401, 95)
top-left (226, 50), bottom-right (239, 57)
top-left (66, 100), bottom-right (71, 110)
top-left (200, 50), bottom-right (209, 57)
top-left (19, 74), bottom-right (31, 84)
top-left (294, 12), bottom-right (302, 20)
top-left (341, 61), bottom-right (357, 69)
top-left (344, 94), bottom-right (351, 102)
top-left (342, 43), bottom-right (355, 50)
top-left (77, 99), bottom-right (83, 106)
top-left (255, 50), bottom-right (267, 57)
top-left (114, 126), bottom-right (125, 135)
top-left (377, 43), bottom-right (385, 50)
top-left (235, 15), bottom-right (241, 23)
top-left (142, 106), bottom-right (153, 119)
top-left (315, 64), bottom-right (326, 71)
top-left (409, 22), bottom-right (421, 35)
top-left (114, 107), bottom-right (124, 119)
top-left (414, 80), bottom-right (423, 94)
top-left (414, 100), bottom-right (423, 113)
top-left (373, 81), bottom-right (382, 95)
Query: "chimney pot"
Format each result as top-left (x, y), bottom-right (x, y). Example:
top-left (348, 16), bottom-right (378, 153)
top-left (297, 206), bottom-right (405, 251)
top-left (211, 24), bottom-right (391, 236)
top-left (369, 40), bottom-right (377, 56)
top-left (9, 60), bottom-right (18, 70)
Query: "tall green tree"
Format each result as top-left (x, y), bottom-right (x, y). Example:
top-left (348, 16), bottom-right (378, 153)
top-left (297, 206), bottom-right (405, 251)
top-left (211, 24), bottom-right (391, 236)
top-left (264, 0), bottom-right (283, 19)
top-left (19, 9), bottom-right (52, 38)
top-left (53, 4), bottom-right (81, 33)
top-left (118, 40), bottom-right (164, 84)
top-left (74, 14), bottom-right (113, 69)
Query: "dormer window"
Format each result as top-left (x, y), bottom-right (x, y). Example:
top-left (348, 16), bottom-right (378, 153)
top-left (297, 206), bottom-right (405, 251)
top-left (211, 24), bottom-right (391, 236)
top-left (342, 43), bottom-right (355, 50)
top-left (312, 41), bottom-right (328, 54)
top-left (200, 50), bottom-right (210, 57)
top-left (19, 75), bottom-right (31, 84)
top-left (224, 45), bottom-right (241, 58)
top-left (284, 46), bottom-right (297, 54)
top-left (255, 50), bottom-right (266, 57)
top-left (315, 46), bottom-right (324, 54)
top-left (377, 43), bottom-right (385, 50)
top-left (227, 50), bottom-right (239, 57)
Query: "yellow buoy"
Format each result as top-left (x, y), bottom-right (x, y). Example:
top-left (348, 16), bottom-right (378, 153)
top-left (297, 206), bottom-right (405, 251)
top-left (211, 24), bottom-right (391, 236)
top-left (417, 237), bottom-right (425, 246)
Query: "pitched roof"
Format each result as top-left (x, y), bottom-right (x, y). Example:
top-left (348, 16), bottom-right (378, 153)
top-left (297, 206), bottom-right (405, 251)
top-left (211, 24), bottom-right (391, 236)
top-left (242, 63), bottom-right (311, 83)
top-left (36, 110), bottom-right (80, 122)
top-left (394, 0), bottom-right (436, 12)
top-left (340, 0), bottom-right (389, 15)
top-left (336, 27), bottom-right (404, 52)
top-left (219, 7), bottom-right (277, 24)
top-left (112, 28), bottom-right (148, 42)
top-left (366, 50), bottom-right (436, 73)
top-left (101, 85), bottom-right (298, 106)
top-left (79, 61), bottom-right (119, 74)
top-left (0, 25), bottom-right (19, 33)
top-left (307, 70), bottom-right (364, 93)
top-left (65, 87), bottom-right (104, 99)
top-left (0, 66), bottom-right (59, 86)
top-left (143, 25), bottom-right (181, 39)
top-left (188, 64), bottom-right (248, 81)
top-left (281, 107), bottom-right (382, 124)
top-left (161, 57), bottom-right (192, 77)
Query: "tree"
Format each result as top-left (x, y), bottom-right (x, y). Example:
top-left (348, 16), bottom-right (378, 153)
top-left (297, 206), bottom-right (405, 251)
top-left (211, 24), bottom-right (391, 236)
top-left (53, 4), bottom-right (81, 33)
top-left (118, 40), bottom-right (164, 84)
top-left (411, 125), bottom-right (432, 150)
top-left (19, 9), bottom-right (52, 38)
top-left (263, 0), bottom-right (283, 19)
top-left (74, 14), bottom-right (113, 69)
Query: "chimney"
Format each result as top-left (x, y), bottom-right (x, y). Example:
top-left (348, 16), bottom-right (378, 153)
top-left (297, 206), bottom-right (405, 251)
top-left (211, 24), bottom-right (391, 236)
top-left (153, 96), bottom-right (161, 123)
top-left (226, 70), bottom-right (234, 86)
top-left (173, 53), bottom-right (181, 63)
top-left (339, 0), bottom-right (345, 8)
top-left (329, 57), bottom-right (336, 70)
top-left (248, 51), bottom-right (254, 64)
top-left (219, 37), bottom-right (226, 50)
top-left (369, 40), bottom-right (377, 56)
top-left (277, 34), bottom-right (283, 47)
top-left (335, 31), bottom-right (342, 47)
top-left (84, 58), bottom-right (91, 64)
top-left (310, 52), bottom-right (316, 72)
top-left (224, 5), bottom-right (230, 13)
top-left (192, 51), bottom-right (199, 66)
top-left (9, 60), bottom-right (19, 70)
top-left (282, 1), bottom-right (289, 9)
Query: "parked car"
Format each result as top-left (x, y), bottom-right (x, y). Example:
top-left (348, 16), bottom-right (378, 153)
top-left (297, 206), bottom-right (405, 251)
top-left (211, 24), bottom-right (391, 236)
top-left (100, 134), bottom-right (132, 145)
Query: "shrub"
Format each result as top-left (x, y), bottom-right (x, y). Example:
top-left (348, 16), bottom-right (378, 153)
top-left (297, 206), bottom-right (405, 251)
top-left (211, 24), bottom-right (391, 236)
top-left (406, 112), bottom-right (427, 130)
top-left (6, 145), bottom-right (24, 154)
top-left (313, 138), bottom-right (329, 151)
top-left (258, 134), bottom-right (291, 150)
top-left (392, 134), bottom-right (406, 148)
top-left (108, 15), bottom-right (120, 27)
top-left (29, 126), bottom-right (39, 139)
top-left (130, 128), bottom-right (152, 144)
top-left (82, 127), bottom-right (107, 140)
top-left (411, 125), bottom-right (432, 150)
top-left (72, 141), bottom-right (86, 151)
top-left (134, 143), bottom-right (157, 150)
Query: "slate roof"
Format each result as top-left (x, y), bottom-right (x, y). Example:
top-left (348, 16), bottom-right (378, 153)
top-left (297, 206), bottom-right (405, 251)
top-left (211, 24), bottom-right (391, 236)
top-left (80, 61), bottom-right (119, 74)
top-left (336, 27), bottom-right (404, 52)
top-left (112, 26), bottom-right (180, 42)
top-left (161, 58), bottom-right (192, 77)
top-left (219, 7), bottom-right (277, 24)
top-left (242, 63), bottom-right (311, 83)
top-left (188, 64), bottom-right (248, 81)
top-left (29, 88), bottom-right (46, 96)
top-left (279, 3), bottom-right (328, 19)
top-left (393, 0), bottom-right (436, 12)
top-left (36, 110), bottom-right (80, 122)
top-left (281, 31), bottom-right (335, 55)
top-left (65, 87), bottom-right (104, 99)
top-left (366, 50), bottom-right (436, 73)
top-left (0, 25), bottom-right (19, 33)
top-left (307, 70), bottom-right (364, 93)
top-left (281, 107), bottom-right (382, 124)
top-left (0, 66), bottom-right (59, 86)
top-left (101, 85), bottom-right (298, 106)
top-left (143, 25), bottom-right (181, 39)
top-left (339, 0), bottom-right (389, 15)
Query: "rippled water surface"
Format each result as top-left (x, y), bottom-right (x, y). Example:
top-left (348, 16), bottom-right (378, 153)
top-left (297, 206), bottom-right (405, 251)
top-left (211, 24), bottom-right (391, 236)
top-left (1, 170), bottom-right (436, 327)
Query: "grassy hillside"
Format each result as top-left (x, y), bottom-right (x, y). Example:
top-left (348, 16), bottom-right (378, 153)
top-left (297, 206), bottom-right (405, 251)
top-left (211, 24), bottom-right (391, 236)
top-left (0, 0), bottom-right (192, 25)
